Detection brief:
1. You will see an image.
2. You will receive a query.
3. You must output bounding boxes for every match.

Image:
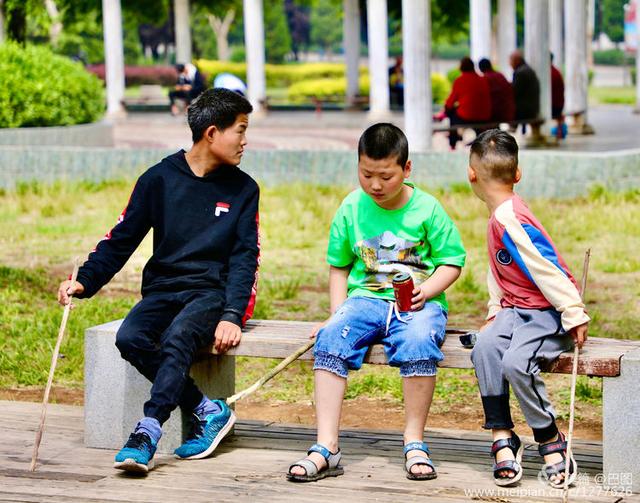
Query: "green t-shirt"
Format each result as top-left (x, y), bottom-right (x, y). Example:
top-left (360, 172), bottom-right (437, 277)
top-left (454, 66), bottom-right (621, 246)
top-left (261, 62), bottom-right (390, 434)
top-left (327, 183), bottom-right (466, 311)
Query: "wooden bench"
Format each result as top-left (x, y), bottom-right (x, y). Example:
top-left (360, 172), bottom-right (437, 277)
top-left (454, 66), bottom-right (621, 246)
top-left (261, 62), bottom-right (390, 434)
top-left (84, 319), bottom-right (640, 491)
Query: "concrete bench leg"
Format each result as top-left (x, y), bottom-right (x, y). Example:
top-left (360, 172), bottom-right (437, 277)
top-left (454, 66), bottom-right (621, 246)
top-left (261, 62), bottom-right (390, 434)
top-left (84, 322), bottom-right (235, 454)
top-left (603, 348), bottom-right (640, 493)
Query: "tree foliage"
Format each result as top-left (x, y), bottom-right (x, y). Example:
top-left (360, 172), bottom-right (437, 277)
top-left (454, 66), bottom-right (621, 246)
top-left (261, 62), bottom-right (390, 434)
top-left (310, 0), bottom-right (342, 56)
top-left (264, 0), bottom-right (292, 63)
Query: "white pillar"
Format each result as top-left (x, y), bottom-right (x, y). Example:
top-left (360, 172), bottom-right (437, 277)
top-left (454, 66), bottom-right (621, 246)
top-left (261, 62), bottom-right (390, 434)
top-left (174, 0), bottom-right (192, 64)
top-left (549, 0), bottom-right (564, 68)
top-left (102, 0), bottom-right (126, 117)
top-left (497, 0), bottom-right (517, 78)
top-left (636, 1), bottom-right (640, 113)
top-left (470, 0), bottom-right (491, 64)
top-left (366, 0), bottom-right (390, 117)
top-left (402, 0), bottom-right (431, 151)
top-left (343, 0), bottom-right (360, 104)
top-left (565, 0), bottom-right (593, 131)
top-left (243, 0), bottom-right (266, 113)
top-left (525, 0), bottom-right (551, 129)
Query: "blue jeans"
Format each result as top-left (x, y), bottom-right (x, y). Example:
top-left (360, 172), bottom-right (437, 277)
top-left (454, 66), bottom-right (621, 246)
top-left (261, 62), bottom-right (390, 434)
top-left (313, 296), bottom-right (448, 378)
top-left (115, 289), bottom-right (224, 425)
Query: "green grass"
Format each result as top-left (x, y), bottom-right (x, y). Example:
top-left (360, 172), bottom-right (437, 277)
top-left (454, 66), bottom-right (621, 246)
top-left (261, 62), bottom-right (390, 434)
top-left (589, 86), bottom-right (636, 105)
top-left (1, 179), bottom-right (639, 412)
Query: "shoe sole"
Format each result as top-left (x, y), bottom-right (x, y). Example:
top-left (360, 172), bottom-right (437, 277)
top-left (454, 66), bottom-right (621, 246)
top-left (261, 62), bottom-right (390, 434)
top-left (287, 466), bottom-right (344, 482)
top-left (177, 411), bottom-right (237, 460)
top-left (114, 458), bottom-right (154, 473)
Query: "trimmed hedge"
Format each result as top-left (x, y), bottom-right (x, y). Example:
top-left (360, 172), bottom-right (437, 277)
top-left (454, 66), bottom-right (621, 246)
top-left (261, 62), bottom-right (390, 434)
top-left (287, 73), bottom-right (451, 105)
top-left (0, 43), bottom-right (104, 128)
top-left (196, 59), bottom-right (368, 87)
top-left (87, 64), bottom-right (178, 87)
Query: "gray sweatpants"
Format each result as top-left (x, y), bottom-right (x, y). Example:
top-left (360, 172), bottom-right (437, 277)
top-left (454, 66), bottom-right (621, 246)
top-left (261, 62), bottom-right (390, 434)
top-left (471, 307), bottom-right (573, 443)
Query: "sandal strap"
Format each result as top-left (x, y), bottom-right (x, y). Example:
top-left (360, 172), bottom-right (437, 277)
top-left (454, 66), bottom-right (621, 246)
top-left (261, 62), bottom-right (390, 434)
top-left (406, 455), bottom-right (435, 472)
top-left (289, 458), bottom-right (319, 476)
top-left (307, 443), bottom-right (341, 469)
top-left (538, 432), bottom-right (567, 457)
top-left (493, 459), bottom-right (521, 476)
top-left (491, 433), bottom-right (521, 458)
top-left (403, 441), bottom-right (430, 456)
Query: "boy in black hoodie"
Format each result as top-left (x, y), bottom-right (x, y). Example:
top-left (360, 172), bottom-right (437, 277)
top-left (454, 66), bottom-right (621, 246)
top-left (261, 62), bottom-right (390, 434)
top-left (57, 88), bottom-right (259, 473)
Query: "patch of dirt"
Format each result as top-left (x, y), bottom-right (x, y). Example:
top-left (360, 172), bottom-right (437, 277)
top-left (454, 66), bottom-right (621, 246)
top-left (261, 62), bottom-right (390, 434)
top-left (1, 387), bottom-right (602, 440)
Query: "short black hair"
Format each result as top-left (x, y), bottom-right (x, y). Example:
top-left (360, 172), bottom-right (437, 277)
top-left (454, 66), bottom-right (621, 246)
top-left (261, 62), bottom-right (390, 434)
top-left (358, 123), bottom-right (408, 167)
top-left (470, 129), bottom-right (519, 183)
top-left (175, 63), bottom-right (185, 73)
top-left (187, 88), bottom-right (253, 143)
top-left (478, 58), bottom-right (492, 72)
top-left (460, 56), bottom-right (475, 73)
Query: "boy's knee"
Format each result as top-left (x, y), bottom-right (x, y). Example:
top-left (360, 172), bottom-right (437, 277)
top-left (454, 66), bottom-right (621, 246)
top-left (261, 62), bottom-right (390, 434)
top-left (115, 328), bottom-right (139, 356)
top-left (501, 352), bottom-right (528, 381)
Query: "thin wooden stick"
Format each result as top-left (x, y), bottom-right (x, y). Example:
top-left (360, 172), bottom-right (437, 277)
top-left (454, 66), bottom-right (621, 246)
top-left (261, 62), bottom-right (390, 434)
top-left (563, 249), bottom-right (591, 503)
top-left (30, 261), bottom-right (79, 472)
top-left (226, 339), bottom-right (315, 406)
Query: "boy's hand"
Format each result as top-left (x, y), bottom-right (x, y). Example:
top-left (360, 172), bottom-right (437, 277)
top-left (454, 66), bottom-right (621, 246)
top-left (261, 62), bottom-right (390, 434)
top-left (214, 321), bottom-right (242, 353)
top-left (569, 322), bottom-right (588, 349)
top-left (410, 284), bottom-right (430, 311)
top-left (310, 318), bottom-right (330, 339)
top-left (57, 280), bottom-right (84, 307)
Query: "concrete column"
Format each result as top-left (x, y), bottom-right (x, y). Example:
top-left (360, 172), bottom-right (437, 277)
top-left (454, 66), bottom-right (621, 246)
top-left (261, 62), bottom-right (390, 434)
top-left (174, 0), bottom-right (192, 64)
top-left (343, 0), bottom-right (361, 104)
top-left (603, 348), bottom-right (640, 493)
top-left (101, 0), bottom-right (126, 117)
top-left (470, 0), bottom-right (491, 64)
top-left (636, 2), bottom-right (640, 113)
top-left (565, 0), bottom-right (593, 133)
top-left (402, 0), bottom-right (431, 151)
top-left (366, 0), bottom-right (390, 117)
top-left (525, 0), bottom-right (551, 136)
top-left (497, 0), bottom-right (517, 78)
top-left (243, 0), bottom-right (266, 113)
top-left (549, 0), bottom-right (564, 68)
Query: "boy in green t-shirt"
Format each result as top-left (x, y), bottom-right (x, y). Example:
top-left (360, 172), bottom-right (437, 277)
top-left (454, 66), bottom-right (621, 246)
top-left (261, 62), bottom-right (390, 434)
top-left (287, 123), bottom-right (466, 483)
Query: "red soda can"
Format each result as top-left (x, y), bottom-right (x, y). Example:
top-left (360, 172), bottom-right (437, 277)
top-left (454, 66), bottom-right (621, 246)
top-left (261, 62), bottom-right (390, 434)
top-left (392, 272), bottom-right (414, 312)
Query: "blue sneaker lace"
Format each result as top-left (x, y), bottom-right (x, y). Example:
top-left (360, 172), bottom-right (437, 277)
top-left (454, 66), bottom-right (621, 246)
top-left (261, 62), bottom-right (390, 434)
top-left (185, 413), bottom-right (225, 443)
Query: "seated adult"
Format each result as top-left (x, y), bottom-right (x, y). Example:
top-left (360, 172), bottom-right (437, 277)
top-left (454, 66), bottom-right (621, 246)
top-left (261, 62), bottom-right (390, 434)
top-left (478, 58), bottom-right (515, 123)
top-left (510, 50), bottom-right (540, 129)
top-left (439, 57), bottom-right (491, 150)
top-left (388, 56), bottom-right (404, 107)
top-left (550, 53), bottom-right (567, 139)
top-left (169, 63), bottom-right (206, 115)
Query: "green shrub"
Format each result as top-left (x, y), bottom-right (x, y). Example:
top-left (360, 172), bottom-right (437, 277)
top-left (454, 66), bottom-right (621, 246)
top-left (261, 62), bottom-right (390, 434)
top-left (0, 43), bottom-right (104, 128)
top-left (447, 67), bottom-right (461, 84)
top-left (287, 73), bottom-right (450, 104)
top-left (433, 43), bottom-right (469, 60)
top-left (593, 49), bottom-right (634, 66)
top-left (196, 59), bottom-right (368, 87)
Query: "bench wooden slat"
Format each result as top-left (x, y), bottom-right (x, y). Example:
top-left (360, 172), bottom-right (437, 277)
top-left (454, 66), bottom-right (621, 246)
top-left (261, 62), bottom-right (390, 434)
top-left (196, 319), bottom-right (631, 378)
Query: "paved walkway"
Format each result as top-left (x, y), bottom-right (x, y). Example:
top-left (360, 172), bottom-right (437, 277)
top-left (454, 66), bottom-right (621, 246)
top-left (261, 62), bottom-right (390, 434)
top-left (113, 105), bottom-right (640, 153)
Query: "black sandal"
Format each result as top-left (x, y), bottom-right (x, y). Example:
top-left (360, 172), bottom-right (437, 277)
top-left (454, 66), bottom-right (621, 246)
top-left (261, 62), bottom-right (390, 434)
top-left (491, 431), bottom-right (524, 487)
top-left (538, 431), bottom-right (577, 488)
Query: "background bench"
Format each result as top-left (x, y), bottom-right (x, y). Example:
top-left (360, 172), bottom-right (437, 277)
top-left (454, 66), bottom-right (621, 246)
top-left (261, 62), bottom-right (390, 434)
top-left (85, 319), bottom-right (640, 491)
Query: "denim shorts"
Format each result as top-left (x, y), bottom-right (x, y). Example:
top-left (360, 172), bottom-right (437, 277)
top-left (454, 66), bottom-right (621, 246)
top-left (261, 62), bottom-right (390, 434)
top-left (313, 296), bottom-right (448, 378)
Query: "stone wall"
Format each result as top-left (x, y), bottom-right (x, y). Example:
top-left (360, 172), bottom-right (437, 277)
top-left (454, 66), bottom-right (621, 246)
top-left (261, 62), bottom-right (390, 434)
top-left (1, 146), bottom-right (639, 199)
top-left (0, 121), bottom-right (114, 147)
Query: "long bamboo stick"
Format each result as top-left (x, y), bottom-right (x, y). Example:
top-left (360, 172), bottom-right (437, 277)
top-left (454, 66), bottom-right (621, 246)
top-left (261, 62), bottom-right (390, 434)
top-left (30, 261), bottom-right (79, 472)
top-left (563, 249), bottom-right (591, 503)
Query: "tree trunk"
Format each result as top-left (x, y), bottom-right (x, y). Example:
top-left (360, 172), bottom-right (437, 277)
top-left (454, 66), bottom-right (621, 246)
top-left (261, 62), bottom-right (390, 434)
top-left (7, 2), bottom-right (26, 43)
top-left (45, 0), bottom-right (63, 47)
top-left (0, 0), bottom-right (6, 43)
top-left (207, 9), bottom-right (235, 61)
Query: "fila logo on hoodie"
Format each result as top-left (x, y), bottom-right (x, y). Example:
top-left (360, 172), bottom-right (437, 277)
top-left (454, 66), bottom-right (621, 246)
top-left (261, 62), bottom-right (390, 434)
top-left (215, 202), bottom-right (230, 217)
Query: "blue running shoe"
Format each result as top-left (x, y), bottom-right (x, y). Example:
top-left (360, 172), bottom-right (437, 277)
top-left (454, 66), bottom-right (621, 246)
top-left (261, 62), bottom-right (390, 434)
top-left (174, 399), bottom-right (236, 460)
top-left (114, 432), bottom-right (157, 473)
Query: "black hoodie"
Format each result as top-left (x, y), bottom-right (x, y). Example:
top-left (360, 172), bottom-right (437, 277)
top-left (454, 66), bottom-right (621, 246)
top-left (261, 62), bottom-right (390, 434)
top-left (76, 150), bottom-right (260, 327)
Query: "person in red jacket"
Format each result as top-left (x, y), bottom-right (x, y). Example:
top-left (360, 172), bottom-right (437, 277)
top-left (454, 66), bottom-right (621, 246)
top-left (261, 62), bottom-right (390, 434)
top-left (550, 53), bottom-right (567, 139)
top-left (478, 58), bottom-right (515, 124)
top-left (439, 57), bottom-right (492, 150)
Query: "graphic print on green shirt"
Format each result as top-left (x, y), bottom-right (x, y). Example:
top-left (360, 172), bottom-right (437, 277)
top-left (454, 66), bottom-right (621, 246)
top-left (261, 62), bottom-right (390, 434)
top-left (326, 183), bottom-right (466, 311)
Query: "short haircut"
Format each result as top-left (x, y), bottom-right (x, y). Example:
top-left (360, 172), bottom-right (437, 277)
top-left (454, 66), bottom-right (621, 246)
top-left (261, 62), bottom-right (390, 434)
top-left (470, 129), bottom-right (519, 183)
top-left (175, 63), bottom-right (185, 73)
top-left (460, 56), bottom-right (475, 73)
top-left (358, 123), bottom-right (409, 167)
top-left (478, 58), bottom-right (492, 72)
top-left (187, 88), bottom-right (253, 143)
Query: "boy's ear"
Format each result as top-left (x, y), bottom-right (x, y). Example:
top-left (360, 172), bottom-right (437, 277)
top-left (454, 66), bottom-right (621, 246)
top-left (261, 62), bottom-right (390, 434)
top-left (467, 165), bottom-right (477, 182)
top-left (403, 159), bottom-right (412, 178)
top-left (514, 166), bottom-right (522, 183)
top-left (204, 125), bottom-right (218, 143)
